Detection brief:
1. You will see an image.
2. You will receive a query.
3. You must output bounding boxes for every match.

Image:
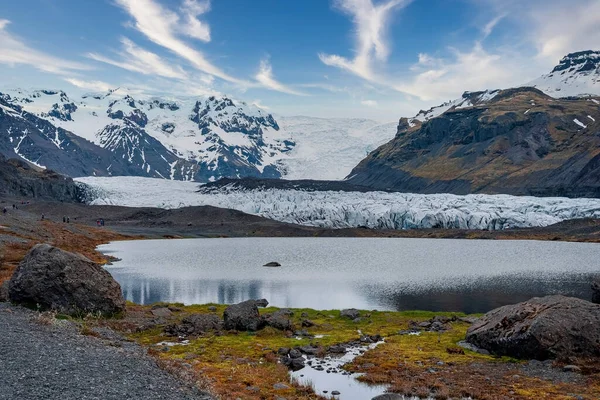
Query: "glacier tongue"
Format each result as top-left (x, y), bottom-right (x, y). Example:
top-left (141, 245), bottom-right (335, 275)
top-left (77, 176), bottom-right (600, 231)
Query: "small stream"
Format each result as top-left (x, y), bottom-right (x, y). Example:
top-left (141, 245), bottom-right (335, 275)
top-left (290, 341), bottom-right (389, 399)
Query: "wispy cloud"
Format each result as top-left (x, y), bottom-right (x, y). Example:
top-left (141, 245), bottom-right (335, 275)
top-left (114, 0), bottom-right (242, 83)
top-left (179, 0), bottom-right (211, 42)
top-left (64, 78), bottom-right (114, 92)
top-left (361, 99), bottom-right (378, 107)
top-left (255, 58), bottom-right (307, 96)
top-left (319, 0), bottom-right (411, 81)
top-left (87, 37), bottom-right (188, 79)
top-left (0, 19), bottom-right (90, 75)
top-left (396, 44), bottom-right (525, 101)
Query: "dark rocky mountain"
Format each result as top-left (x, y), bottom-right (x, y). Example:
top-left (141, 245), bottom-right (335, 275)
top-left (0, 154), bottom-right (81, 201)
top-left (347, 87), bottom-right (600, 197)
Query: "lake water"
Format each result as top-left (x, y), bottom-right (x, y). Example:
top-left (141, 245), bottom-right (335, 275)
top-left (99, 237), bottom-right (600, 313)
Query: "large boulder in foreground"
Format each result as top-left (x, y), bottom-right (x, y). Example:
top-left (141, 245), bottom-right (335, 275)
top-left (8, 244), bottom-right (125, 316)
top-left (466, 295), bottom-right (600, 360)
top-left (223, 299), bottom-right (266, 331)
top-left (592, 280), bottom-right (600, 304)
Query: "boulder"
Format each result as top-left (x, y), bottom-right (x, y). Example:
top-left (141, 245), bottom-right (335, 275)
top-left (263, 309), bottom-right (293, 331)
top-left (592, 280), bottom-right (600, 304)
top-left (340, 308), bottom-right (360, 319)
top-left (223, 300), bottom-right (265, 331)
top-left (165, 313), bottom-right (223, 336)
top-left (0, 281), bottom-right (8, 302)
top-left (8, 244), bottom-right (125, 316)
top-left (465, 295), bottom-right (600, 360)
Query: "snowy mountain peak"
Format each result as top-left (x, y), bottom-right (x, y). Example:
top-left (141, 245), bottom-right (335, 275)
top-left (551, 50), bottom-right (600, 74)
top-left (528, 50), bottom-right (600, 98)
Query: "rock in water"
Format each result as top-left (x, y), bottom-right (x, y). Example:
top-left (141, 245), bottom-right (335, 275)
top-left (465, 295), bottom-right (600, 360)
top-left (223, 300), bottom-right (265, 331)
top-left (8, 244), bottom-right (125, 316)
top-left (263, 262), bottom-right (281, 267)
top-left (592, 280), bottom-right (600, 304)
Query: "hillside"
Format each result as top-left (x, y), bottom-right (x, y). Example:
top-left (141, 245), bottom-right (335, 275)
top-left (347, 50), bottom-right (600, 197)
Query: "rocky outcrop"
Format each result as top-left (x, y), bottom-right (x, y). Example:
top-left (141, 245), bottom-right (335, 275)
top-left (8, 244), bottom-right (125, 316)
top-left (223, 299), bottom-right (266, 331)
top-left (165, 313), bottom-right (223, 336)
top-left (465, 295), bottom-right (600, 360)
top-left (0, 154), bottom-right (82, 201)
top-left (348, 87), bottom-right (600, 198)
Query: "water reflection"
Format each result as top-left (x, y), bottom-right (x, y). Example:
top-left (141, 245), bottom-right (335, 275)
top-left (101, 237), bottom-right (600, 313)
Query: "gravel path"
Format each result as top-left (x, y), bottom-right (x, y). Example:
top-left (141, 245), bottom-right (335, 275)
top-left (0, 303), bottom-right (214, 400)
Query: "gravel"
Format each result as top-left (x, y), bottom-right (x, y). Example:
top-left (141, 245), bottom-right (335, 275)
top-left (0, 303), bottom-right (214, 400)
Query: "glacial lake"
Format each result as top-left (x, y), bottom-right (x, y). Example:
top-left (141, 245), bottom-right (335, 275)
top-left (99, 237), bottom-right (600, 313)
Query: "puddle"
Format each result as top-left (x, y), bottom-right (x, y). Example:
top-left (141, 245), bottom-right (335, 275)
top-left (290, 342), bottom-right (388, 400)
top-left (156, 339), bottom-right (190, 347)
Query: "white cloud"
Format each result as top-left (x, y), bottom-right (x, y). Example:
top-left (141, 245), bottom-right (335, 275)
top-left (64, 78), bottom-right (114, 92)
top-left (0, 19), bottom-right (90, 75)
top-left (88, 37), bottom-right (188, 79)
top-left (179, 0), bottom-right (211, 42)
top-left (396, 43), bottom-right (528, 101)
top-left (319, 0), bottom-right (411, 81)
top-left (255, 58), bottom-right (307, 96)
top-left (527, 0), bottom-right (600, 63)
top-left (114, 0), bottom-right (243, 83)
top-left (361, 99), bottom-right (378, 107)
top-left (482, 14), bottom-right (506, 39)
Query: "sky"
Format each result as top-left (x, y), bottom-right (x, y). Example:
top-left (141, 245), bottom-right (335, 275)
top-left (1, 0), bottom-right (599, 121)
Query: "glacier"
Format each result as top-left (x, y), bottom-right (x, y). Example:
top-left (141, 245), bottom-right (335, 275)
top-left (77, 176), bottom-right (600, 231)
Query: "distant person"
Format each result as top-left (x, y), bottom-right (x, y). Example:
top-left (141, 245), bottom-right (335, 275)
top-left (2, 207), bottom-right (7, 215)
top-left (67, 217), bottom-right (70, 223)
top-left (63, 216), bottom-right (66, 223)
top-left (41, 214), bottom-right (45, 221)
top-left (100, 218), bottom-right (104, 226)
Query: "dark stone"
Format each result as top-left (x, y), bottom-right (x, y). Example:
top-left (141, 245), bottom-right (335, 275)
top-left (592, 280), bottom-right (600, 304)
top-left (8, 244), bottom-right (125, 316)
top-left (223, 300), bottom-right (264, 331)
top-left (299, 345), bottom-right (319, 355)
top-left (340, 308), bottom-right (360, 319)
top-left (263, 310), bottom-right (293, 331)
top-left (151, 307), bottom-right (173, 318)
top-left (288, 357), bottom-right (305, 371)
top-left (277, 347), bottom-right (290, 356)
top-left (164, 313), bottom-right (222, 336)
top-left (254, 298), bottom-right (269, 308)
top-left (328, 345), bottom-right (347, 354)
top-left (301, 319), bottom-right (315, 327)
top-left (0, 281), bottom-right (8, 302)
top-left (289, 349), bottom-right (302, 359)
top-left (466, 295), bottom-right (600, 360)
top-left (263, 262), bottom-right (281, 267)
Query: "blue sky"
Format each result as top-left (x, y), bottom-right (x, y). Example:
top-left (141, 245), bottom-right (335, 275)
top-left (1, 0), bottom-right (599, 120)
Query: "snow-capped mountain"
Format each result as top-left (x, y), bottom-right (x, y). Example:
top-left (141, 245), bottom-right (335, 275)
top-left (528, 50), bottom-right (600, 97)
top-left (0, 87), bottom-right (396, 182)
top-left (1, 88), bottom-right (294, 181)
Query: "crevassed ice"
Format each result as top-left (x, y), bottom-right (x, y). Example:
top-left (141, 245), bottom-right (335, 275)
top-left (77, 176), bottom-right (600, 231)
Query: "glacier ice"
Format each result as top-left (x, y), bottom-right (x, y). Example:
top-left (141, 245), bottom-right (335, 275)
top-left (77, 176), bottom-right (600, 231)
